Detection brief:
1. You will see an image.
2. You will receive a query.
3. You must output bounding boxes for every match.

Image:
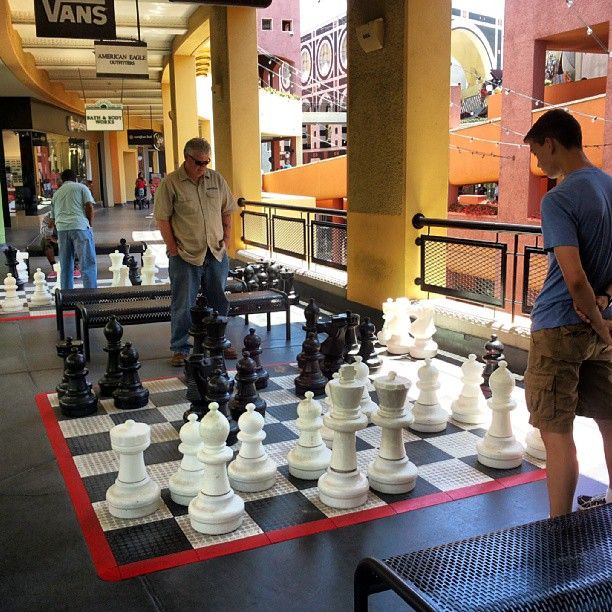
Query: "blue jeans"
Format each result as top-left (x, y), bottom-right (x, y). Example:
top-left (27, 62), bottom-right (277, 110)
top-left (168, 250), bottom-right (229, 354)
top-left (57, 228), bottom-right (97, 289)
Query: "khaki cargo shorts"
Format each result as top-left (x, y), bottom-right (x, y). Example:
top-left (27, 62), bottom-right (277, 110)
top-left (524, 323), bottom-right (612, 433)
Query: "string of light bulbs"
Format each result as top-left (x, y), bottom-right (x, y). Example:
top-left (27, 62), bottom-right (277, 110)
top-left (564, 0), bottom-right (612, 57)
top-left (450, 132), bottom-right (528, 148)
top-left (449, 144), bottom-right (516, 161)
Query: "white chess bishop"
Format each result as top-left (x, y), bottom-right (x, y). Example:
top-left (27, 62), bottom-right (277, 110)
top-left (408, 305), bottom-right (438, 359)
top-left (228, 403), bottom-right (276, 492)
top-left (168, 414), bottom-right (205, 505)
top-left (30, 268), bottom-right (53, 307)
top-left (189, 402), bottom-right (244, 534)
top-left (477, 361), bottom-right (525, 469)
top-left (109, 250), bottom-right (124, 287)
top-left (353, 356), bottom-right (378, 423)
top-left (525, 427), bottom-right (546, 461)
top-left (1, 273), bottom-right (27, 312)
top-left (368, 371), bottom-right (417, 494)
top-left (106, 420), bottom-right (162, 519)
top-left (411, 358), bottom-right (448, 432)
top-left (287, 392), bottom-right (332, 480)
top-left (450, 354), bottom-right (488, 425)
top-left (318, 364), bottom-right (369, 509)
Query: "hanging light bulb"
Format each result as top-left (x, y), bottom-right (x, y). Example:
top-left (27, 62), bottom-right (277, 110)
top-left (586, 26), bottom-right (593, 36)
top-left (534, 100), bottom-right (541, 106)
top-left (504, 88), bottom-right (510, 95)
top-left (592, 116), bottom-right (598, 122)
top-left (565, 0), bottom-right (573, 7)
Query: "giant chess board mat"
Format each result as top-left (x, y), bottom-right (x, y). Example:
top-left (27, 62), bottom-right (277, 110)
top-left (36, 362), bottom-right (545, 581)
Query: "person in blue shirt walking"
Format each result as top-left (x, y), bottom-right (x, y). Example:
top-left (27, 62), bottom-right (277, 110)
top-left (49, 168), bottom-right (97, 289)
top-left (523, 109), bottom-right (612, 518)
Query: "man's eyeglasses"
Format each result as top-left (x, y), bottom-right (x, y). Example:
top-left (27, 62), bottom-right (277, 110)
top-left (187, 153), bottom-right (210, 167)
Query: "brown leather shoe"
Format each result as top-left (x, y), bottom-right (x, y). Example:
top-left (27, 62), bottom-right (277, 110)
top-left (168, 352), bottom-right (188, 367)
top-left (223, 345), bottom-right (238, 360)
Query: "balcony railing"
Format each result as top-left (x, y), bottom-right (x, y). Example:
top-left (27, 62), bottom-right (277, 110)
top-left (412, 213), bottom-right (547, 321)
top-left (238, 198), bottom-right (347, 273)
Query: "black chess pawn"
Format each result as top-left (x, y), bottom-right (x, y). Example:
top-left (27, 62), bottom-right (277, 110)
top-left (357, 317), bottom-right (382, 371)
top-left (183, 354), bottom-right (214, 421)
top-left (295, 332), bottom-right (327, 397)
top-left (117, 238), bottom-right (130, 266)
top-left (228, 350), bottom-right (266, 422)
top-left (244, 328), bottom-right (269, 389)
top-left (126, 256), bottom-right (142, 286)
top-left (113, 342), bottom-right (149, 410)
top-left (343, 311), bottom-right (361, 362)
top-left (189, 295), bottom-right (213, 356)
top-left (320, 313), bottom-right (348, 380)
top-left (244, 264), bottom-right (259, 291)
top-left (97, 316), bottom-right (125, 397)
top-left (59, 347), bottom-right (98, 418)
top-left (279, 268), bottom-right (297, 303)
top-left (482, 334), bottom-right (505, 395)
top-left (56, 336), bottom-right (84, 397)
top-left (204, 368), bottom-right (238, 446)
top-left (256, 263), bottom-right (268, 290)
top-left (303, 298), bottom-right (320, 336)
top-left (3, 245), bottom-right (24, 291)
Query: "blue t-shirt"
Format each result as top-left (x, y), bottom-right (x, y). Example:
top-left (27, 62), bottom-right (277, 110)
top-left (531, 167), bottom-right (612, 331)
top-left (50, 181), bottom-right (94, 231)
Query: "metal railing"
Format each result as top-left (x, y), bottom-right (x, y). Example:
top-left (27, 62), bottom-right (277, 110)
top-left (238, 198), bottom-right (347, 272)
top-left (412, 213), bottom-right (547, 320)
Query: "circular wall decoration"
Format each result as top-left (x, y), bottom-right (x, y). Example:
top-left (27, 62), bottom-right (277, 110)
top-left (339, 30), bottom-right (347, 71)
top-left (317, 38), bottom-right (332, 78)
top-left (301, 48), bottom-right (312, 84)
top-left (280, 62), bottom-right (291, 90)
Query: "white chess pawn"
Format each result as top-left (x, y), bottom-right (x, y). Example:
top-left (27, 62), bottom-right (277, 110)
top-left (477, 361), bottom-right (525, 469)
top-left (119, 265), bottom-right (130, 287)
top-left (408, 305), bottom-right (438, 359)
top-left (320, 372), bottom-right (339, 449)
top-left (386, 298), bottom-right (414, 355)
top-left (189, 402), bottom-right (244, 534)
top-left (52, 262), bottom-right (61, 291)
top-left (318, 364), bottom-right (369, 509)
top-left (368, 371), bottom-right (417, 494)
top-left (109, 250), bottom-right (124, 286)
top-left (30, 268), bottom-right (53, 306)
top-left (525, 427), bottom-right (546, 461)
top-left (450, 354), bottom-right (488, 425)
top-left (353, 356), bottom-right (377, 423)
top-left (106, 420), bottom-right (162, 519)
top-left (411, 358), bottom-right (448, 432)
top-left (228, 403), bottom-right (276, 492)
top-left (1, 273), bottom-right (27, 312)
top-left (141, 249), bottom-right (158, 285)
top-left (377, 298), bottom-right (395, 346)
top-left (16, 250), bottom-right (28, 279)
top-left (287, 392), bottom-right (332, 480)
top-left (168, 414), bottom-right (205, 506)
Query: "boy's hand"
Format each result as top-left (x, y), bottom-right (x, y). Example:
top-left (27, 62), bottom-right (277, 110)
top-left (574, 295), bottom-right (610, 323)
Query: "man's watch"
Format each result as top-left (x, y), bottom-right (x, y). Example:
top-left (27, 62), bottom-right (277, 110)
top-left (606, 293), bottom-right (612, 309)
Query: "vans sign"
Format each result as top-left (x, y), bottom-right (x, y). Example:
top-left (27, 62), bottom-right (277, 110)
top-left (34, 0), bottom-right (116, 40)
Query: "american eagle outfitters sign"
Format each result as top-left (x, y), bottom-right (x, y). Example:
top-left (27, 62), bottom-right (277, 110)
top-left (85, 100), bottom-right (124, 132)
top-left (34, 0), bottom-right (116, 40)
top-left (94, 41), bottom-right (149, 80)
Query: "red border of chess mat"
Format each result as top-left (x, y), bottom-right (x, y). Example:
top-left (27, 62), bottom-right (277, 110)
top-left (35, 391), bottom-right (547, 582)
top-left (0, 312), bottom-right (73, 323)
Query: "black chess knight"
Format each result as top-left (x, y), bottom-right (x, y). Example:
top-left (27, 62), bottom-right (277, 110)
top-left (98, 316), bottom-right (125, 397)
top-left (113, 342), bottom-right (149, 410)
top-left (3, 245), bottom-right (24, 291)
top-left (319, 313), bottom-right (348, 380)
top-left (126, 256), bottom-right (142, 286)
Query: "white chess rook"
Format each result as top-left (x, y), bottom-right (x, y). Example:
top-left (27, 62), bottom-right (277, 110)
top-left (353, 356), bottom-right (378, 423)
top-left (169, 414), bottom-right (205, 505)
top-left (477, 361), bottom-right (525, 469)
top-left (141, 250), bottom-right (158, 285)
top-left (106, 420), bottom-right (162, 519)
top-left (228, 403), bottom-right (276, 492)
top-left (368, 371), bottom-right (417, 494)
top-left (119, 265), bottom-right (131, 287)
top-left (109, 250), bottom-right (124, 287)
top-left (408, 305), bottom-right (438, 359)
top-left (189, 402), bottom-right (244, 534)
top-left (318, 364), bottom-right (369, 509)
top-left (1, 273), bottom-right (27, 312)
top-left (30, 268), bottom-right (53, 306)
top-left (525, 427), bottom-right (546, 461)
top-left (411, 358), bottom-right (448, 433)
top-left (450, 354), bottom-right (488, 425)
top-left (287, 392), bottom-right (332, 480)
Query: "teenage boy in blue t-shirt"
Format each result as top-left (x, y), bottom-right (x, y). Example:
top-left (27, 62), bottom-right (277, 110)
top-left (523, 109), bottom-right (612, 518)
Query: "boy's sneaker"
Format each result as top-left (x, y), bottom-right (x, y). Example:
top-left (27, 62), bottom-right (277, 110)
top-left (73, 268), bottom-right (81, 279)
top-left (47, 269), bottom-right (57, 280)
top-left (577, 493), bottom-right (608, 510)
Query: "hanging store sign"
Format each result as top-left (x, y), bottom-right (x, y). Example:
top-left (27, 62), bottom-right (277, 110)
top-left (127, 130), bottom-right (164, 150)
top-left (34, 0), bottom-right (116, 40)
top-left (31, 131), bottom-right (49, 146)
top-left (85, 100), bottom-right (124, 131)
top-left (94, 41), bottom-right (149, 80)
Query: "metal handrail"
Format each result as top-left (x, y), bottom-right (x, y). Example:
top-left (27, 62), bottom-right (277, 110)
top-left (239, 198), bottom-right (347, 218)
top-left (412, 213), bottom-right (541, 235)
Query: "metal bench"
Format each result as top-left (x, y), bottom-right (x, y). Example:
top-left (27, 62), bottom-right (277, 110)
top-left (76, 288), bottom-right (291, 360)
top-left (353, 504), bottom-right (612, 611)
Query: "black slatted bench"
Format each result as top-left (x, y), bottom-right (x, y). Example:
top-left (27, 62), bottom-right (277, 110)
top-left (353, 504), bottom-right (612, 612)
top-left (76, 288), bottom-right (291, 360)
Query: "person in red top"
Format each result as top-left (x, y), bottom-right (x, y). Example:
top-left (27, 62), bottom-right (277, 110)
top-left (134, 172), bottom-right (146, 199)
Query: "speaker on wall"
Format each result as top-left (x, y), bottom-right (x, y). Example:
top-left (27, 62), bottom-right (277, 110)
top-left (356, 18), bottom-right (384, 54)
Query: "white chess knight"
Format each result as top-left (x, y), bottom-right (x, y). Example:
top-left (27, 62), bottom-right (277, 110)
top-left (287, 392), bottom-right (332, 480)
top-left (141, 249), bottom-right (158, 285)
top-left (411, 358), bottom-right (448, 433)
top-left (368, 371), bottom-right (417, 494)
top-left (477, 361), bottom-right (525, 469)
top-left (386, 297), bottom-right (416, 355)
top-left (408, 304), bottom-right (438, 359)
top-left (168, 414), bottom-right (205, 506)
top-left (320, 372), bottom-right (339, 449)
top-left (109, 250), bottom-right (124, 287)
top-left (377, 298), bottom-right (396, 346)
top-left (1, 273), bottom-right (27, 312)
top-left (189, 402), bottom-right (244, 534)
top-left (29, 268), bottom-right (53, 307)
top-left (353, 355), bottom-right (378, 423)
top-left (525, 427), bottom-right (546, 461)
top-left (228, 403), bottom-right (276, 492)
top-left (106, 420), bottom-right (162, 519)
top-left (450, 354), bottom-right (488, 425)
top-left (317, 364), bottom-right (369, 509)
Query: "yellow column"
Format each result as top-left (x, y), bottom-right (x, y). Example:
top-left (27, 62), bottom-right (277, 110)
top-left (161, 82), bottom-right (175, 171)
top-left (210, 6), bottom-right (261, 254)
top-left (169, 54), bottom-right (199, 165)
top-left (346, 0), bottom-right (450, 309)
